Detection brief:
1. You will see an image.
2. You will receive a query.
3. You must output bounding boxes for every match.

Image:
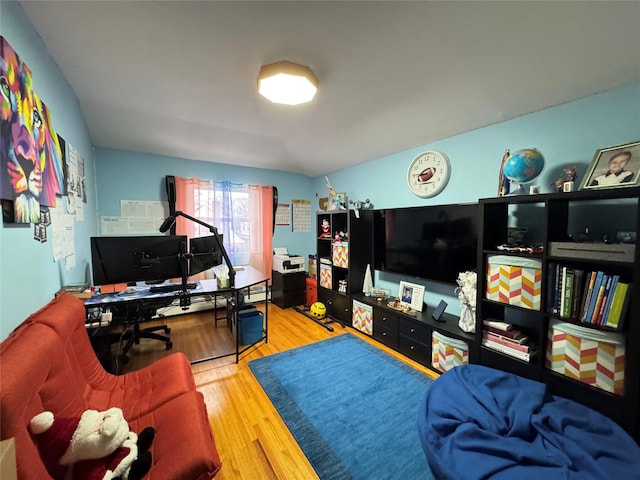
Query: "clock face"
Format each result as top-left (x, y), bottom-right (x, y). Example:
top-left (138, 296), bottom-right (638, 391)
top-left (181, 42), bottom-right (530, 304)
top-left (407, 150), bottom-right (451, 198)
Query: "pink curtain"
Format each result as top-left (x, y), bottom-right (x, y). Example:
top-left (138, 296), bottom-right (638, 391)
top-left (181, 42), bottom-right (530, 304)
top-left (174, 177), bottom-right (211, 280)
top-left (249, 185), bottom-right (273, 281)
top-left (173, 176), bottom-right (273, 281)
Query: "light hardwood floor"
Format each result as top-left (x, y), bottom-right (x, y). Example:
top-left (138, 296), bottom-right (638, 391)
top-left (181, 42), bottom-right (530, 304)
top-left (119, 302), bottom-right (439, 479)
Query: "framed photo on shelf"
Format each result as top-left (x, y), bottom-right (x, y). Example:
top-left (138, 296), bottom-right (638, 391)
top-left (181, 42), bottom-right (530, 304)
top-left (580, 141), bottom-right (640, 191)
top-left (399, 281), bottom-right (425, 312)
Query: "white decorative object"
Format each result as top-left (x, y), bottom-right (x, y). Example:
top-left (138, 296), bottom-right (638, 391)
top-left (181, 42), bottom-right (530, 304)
top-left (455, 271), bottom-right (477, 333)
top-left (363, 264), bottom-right (373, 296)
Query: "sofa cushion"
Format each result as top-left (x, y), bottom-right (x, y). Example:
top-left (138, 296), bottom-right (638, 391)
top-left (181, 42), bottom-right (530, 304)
top-left (31, 292), bottom-right (197, 420)
top-left (128, 391), bottom-right (222, 480)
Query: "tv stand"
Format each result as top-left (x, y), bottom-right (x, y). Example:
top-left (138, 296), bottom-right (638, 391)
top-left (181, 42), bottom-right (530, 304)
top-left (351, 293), bottom-right (475, 373)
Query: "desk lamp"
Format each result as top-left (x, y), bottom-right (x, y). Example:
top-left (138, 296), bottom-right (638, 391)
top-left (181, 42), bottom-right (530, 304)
top-left (159, 211), bottom-right (236, 288)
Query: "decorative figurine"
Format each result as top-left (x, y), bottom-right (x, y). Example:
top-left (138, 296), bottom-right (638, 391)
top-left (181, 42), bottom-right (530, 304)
top-left (553, 166), bottom-right (578, 193)
top-left (348, 198), bottom-right (372, 218)
top-left (498, 149), bottom-right (511, 197)
top-left (325, 177), bottom-right (346, 210)
top-left (319, 218), bottom-right (331, 238)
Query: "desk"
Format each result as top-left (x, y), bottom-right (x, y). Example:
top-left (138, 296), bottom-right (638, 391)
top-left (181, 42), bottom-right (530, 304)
top-left (84, 266), bottom-right (269, 364)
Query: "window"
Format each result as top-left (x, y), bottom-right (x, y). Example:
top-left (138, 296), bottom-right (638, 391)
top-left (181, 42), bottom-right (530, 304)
top-left (174, 177), bottom-right (273, 277)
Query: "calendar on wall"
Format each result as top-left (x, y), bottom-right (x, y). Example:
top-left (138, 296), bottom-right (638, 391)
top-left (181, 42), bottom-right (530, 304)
top-left (292, 199), bottom-right (311, 232)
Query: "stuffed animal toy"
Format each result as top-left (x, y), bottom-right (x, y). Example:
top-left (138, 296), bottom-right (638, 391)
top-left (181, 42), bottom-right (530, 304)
top-left (29, 407), bottom-right (154, 480)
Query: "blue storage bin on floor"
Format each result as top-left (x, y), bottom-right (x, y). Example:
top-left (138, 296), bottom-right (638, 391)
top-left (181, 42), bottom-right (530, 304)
top-left (239, 309), bottom-right (263, 345)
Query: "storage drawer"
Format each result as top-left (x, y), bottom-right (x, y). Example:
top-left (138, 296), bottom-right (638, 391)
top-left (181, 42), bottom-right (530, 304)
top-left (272, 271), bottom-right (306, 290)
top-left (399, 319), bottom-right (429, 344)
top-left (373, 323), bottom-right (398, 349)
top-left (398, 336), bottom-right (430, 366)
top-left (373, 309), bottom-right (399, 332)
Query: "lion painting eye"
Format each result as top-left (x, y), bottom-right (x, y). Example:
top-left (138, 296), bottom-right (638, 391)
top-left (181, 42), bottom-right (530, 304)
top-left (0, 77), bottom-right (9, 99)
top-left (33, 109), bottom-right (42, 127)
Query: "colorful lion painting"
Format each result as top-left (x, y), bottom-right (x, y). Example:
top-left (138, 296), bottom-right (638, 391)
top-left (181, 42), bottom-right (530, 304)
top-left (1, 36), bottom-right (64, 224)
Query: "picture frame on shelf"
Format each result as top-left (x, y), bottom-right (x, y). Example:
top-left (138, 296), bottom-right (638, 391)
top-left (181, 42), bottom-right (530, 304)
top-left (580, 140), bottom-right (640, 191)
top-left (399, 281), bottom-right (425, 312)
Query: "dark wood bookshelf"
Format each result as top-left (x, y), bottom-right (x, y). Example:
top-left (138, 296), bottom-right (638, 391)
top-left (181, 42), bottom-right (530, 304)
top-left (476, 187), bottom-right (640, 439)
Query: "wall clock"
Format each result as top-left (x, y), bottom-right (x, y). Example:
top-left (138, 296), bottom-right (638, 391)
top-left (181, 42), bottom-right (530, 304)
top-left (406, 150), bottom-right (451, 198)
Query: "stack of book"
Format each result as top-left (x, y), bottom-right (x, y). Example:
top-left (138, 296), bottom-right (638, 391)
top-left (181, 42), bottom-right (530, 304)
top-left (482, 320), bottom-right (536, 362)
top-left (547, 264), bottom-right (631, 329)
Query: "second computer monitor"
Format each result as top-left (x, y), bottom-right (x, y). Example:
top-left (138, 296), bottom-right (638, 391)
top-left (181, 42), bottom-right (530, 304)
top-left (189, 234), bottom-right (223, 276)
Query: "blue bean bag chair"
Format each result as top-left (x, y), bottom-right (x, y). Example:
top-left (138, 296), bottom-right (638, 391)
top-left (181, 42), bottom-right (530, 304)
top-left (418, 365), bottom-right (640, 480)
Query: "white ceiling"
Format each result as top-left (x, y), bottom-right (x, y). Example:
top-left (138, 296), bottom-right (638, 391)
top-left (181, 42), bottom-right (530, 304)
top-left (21, 1), bottom-right (640, 178)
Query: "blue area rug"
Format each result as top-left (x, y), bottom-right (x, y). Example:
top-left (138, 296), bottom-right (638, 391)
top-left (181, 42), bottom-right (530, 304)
top-left (249, 333), bottom-right (434, 480)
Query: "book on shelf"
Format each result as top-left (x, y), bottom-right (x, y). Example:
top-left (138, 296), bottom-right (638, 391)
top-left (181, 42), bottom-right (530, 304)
top-left (605, 282), bottom-right (630, 329)
top-left (579, 270), bottom-right (598, 322)
top-left (584, 271), bottom-right (605, 323)
top-left (481, 338), bottom-right (536, 362)
top-left (600, 275), bottom-right (618, 326)
top-left (589, 273), bottom-right (609, 324)
top-left (594, 274), bottom-right (615, 325)
top-left (546, 262), bottom-right (557, 315)
top-left (482, 332), bottom-right (532, 353)
top-left (561, 267), bottom-right (574, 318)
top-left (482, 320), bottom-right (512, 331)
top-left (570, 269), bottom-right (585, 321)
top-left (553, 263), bottom-right (561, 315)
top-left (483, 325), bottom-right (528, 343)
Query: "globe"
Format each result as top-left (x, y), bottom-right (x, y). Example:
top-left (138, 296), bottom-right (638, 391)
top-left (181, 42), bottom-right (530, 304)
top-left (502, 148), bottom-right (545, 191)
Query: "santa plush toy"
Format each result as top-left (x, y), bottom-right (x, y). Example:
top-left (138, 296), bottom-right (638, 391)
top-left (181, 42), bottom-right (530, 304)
top-left (29, 407), bottom-right (154, 480)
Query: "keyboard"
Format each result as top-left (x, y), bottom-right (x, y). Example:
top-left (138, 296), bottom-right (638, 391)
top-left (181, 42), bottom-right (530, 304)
top-left (149, 282), bottom-right (198, 293)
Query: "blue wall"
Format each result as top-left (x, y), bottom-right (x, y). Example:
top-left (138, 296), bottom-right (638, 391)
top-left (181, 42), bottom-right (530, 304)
top-left (2, 0), bottom-right (639, 338)
top-left (316, 83), bottom-right (640, 313)
top-left (95, 148), bottom-right (314, 259)
top-left (1, 0), bottom-right (96, 340)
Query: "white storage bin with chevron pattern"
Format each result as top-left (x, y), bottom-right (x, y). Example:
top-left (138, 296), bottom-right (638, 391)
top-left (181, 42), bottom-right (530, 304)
top-left (486, 255), bottom-right (542, 310)
top-left (546, 319), bottom-right (625, 395)
top-left (431, 331), bottom-right (469, 373)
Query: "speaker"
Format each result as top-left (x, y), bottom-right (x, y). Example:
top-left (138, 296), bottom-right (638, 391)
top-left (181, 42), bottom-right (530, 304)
top-left (272, 186), bottom-right (278, 235)
top-left (432, 300), bottom-right (448, 322)
top-left (165, 175), bottom-right (176, 203)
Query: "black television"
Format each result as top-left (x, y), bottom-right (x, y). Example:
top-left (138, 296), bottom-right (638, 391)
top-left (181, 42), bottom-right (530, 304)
top-left (90, 235), bottom-right (187, 285)
top-left (373, 203), bottom-right (478, 284)
top-left (189, 234), bottom-right (223, 276)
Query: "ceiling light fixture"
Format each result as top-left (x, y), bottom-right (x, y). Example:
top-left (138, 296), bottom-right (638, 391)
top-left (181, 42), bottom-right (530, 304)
top-left (257, 60), bottom-right (318, 106)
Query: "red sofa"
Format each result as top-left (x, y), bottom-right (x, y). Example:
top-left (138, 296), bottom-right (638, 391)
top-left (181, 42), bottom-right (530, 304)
top-left (0, 292), bottom-right (222, 479)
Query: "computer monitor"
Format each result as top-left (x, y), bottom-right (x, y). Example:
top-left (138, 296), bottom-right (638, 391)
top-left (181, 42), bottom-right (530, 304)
top-left (90, 235), bottom-right (187, 285)
top-left (189, 234), bottom-right (223, 276)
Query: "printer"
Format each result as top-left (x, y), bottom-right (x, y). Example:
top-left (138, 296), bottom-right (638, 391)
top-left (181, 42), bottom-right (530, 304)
top-left (273, 247), bottom-right (305, 274)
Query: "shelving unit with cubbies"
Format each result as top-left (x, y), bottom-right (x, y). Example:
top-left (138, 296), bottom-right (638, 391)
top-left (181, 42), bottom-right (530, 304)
top-left (476, 187), bottom-right (640, 438)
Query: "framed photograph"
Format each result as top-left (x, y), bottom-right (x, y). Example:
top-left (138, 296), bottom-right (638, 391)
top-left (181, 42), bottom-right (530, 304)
top-left (580, 141), bottom-right (640, 191)
top-left (398, 281), bottom-right (425, 312)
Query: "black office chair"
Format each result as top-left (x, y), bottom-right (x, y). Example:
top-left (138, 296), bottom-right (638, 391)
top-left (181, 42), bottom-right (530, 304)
top-left (112, 299), bottom-right (174, 363)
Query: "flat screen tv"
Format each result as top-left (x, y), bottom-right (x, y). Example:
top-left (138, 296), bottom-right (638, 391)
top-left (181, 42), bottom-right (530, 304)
top-left (373, 203), bottom-right (478, 285)
top-left (90, 235), bottom-right (187, 285)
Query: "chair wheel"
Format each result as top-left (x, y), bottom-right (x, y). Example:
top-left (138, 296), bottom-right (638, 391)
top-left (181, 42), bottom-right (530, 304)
top-left (164, 327), bottom-right (171, 334)
top-left (166, 341), bottom-right (173, 350)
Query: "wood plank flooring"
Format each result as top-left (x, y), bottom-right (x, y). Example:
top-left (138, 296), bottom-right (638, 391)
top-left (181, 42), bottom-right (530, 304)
top-left (118, 302), bottom-right (439, 479)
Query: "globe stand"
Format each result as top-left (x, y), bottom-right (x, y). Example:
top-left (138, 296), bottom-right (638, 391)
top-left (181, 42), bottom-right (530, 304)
top-left (506, 182), bottom-right (529, 196)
